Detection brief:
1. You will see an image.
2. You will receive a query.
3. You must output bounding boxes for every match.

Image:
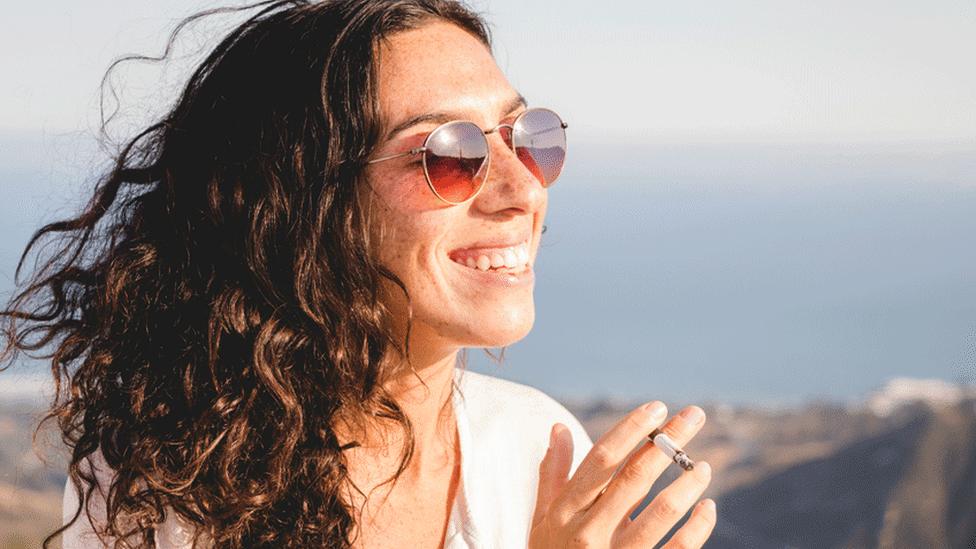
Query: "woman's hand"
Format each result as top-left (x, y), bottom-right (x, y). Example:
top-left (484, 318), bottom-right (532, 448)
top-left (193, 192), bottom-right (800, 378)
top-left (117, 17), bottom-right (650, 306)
top-left (530, 402), bottom-right (715, 548)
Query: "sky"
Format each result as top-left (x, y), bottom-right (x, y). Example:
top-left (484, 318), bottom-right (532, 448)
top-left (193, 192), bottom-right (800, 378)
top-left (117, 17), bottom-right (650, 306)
top-left (1, 1), bottom-right (975, 406)
top-left (1, 0), bottom-right (974, 143)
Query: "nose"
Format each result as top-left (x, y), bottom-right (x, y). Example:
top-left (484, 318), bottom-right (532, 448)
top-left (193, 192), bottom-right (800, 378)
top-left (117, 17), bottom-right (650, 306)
top-left (470, 131), bottom-right (545, 214)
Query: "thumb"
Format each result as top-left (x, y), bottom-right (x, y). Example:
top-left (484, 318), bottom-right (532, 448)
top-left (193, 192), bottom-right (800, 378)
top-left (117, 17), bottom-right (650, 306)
top-left (532, 423), bottom-right (573, 529)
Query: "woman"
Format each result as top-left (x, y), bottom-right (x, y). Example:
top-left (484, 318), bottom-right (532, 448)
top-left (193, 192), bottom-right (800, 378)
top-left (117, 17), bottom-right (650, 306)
top-left (0, 0), bottom-right (715, 547)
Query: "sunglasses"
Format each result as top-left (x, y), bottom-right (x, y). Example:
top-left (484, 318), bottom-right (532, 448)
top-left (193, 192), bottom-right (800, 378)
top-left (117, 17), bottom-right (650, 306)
top-left (366, 107), bottom-right (568, 204)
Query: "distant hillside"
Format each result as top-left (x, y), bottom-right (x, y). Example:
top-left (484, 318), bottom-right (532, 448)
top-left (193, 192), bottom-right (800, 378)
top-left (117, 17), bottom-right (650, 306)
top-left (1, 378), bottom-right (974, 548)
top-left (0, 401), bottom-right (66, 549)
top-left (706, 401), bottom-right (976, 548)
top-left (570, 388), bottom-right (976, 549)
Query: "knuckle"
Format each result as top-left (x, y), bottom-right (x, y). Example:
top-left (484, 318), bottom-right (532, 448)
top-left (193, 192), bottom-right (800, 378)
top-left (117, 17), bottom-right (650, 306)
top-left (589, 443), bottom-right (617, 468)
top-left (649, 496), bottom-right (683, 523)
top-left (663, 504), bottom-right (716, 549)
top-left (676, 418), bottom-right (698, 436)
top-left (616, 459), bottom-right (649, 484)
top-left (659, 425), bottom-right (684, 445)
top-left (625, 412), bottom-right (646, 431)
top-left (566, 515), bottom-right (605, 549)
top-left (568, 531), bottom-right (598, 549)
top-left (550, 506), bottom-right (576, 527)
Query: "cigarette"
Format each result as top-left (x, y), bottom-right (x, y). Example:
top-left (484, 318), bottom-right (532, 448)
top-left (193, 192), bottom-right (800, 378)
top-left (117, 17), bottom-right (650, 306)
top-left (647, 428), bottom-right (696, 471)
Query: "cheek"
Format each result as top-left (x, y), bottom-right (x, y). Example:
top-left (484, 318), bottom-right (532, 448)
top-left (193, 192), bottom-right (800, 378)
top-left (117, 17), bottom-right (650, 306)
top-left (369, 132), bottom-right (438, 208)
top-left (367, 185), bottom-right (441, 258)
top-left (364, 171), bottom-right (457, 271)
top-left (377, 213), bottom-right (450, 275)
top-left (376, 166), bottom-right (446, 214)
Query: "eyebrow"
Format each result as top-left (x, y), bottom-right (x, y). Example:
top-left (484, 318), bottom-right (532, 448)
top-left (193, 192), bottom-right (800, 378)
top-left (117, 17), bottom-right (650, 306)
top-left (384, 92), bottom-right (528, 141)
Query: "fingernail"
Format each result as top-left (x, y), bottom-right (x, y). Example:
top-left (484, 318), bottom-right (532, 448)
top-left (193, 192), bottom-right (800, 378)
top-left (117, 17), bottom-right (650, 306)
top-left (698, 499), bottom-right (715, 512)
top-left (641, 401), bottom-right (667, 421)
top-left (679, 406), bottom-right (705, 425)
top-left (697, 461), bottom-right (711, 477)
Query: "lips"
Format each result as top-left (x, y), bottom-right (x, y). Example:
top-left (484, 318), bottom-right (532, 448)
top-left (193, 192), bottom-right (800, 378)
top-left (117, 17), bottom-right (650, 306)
top-left (450, 234), bottom-right (529, 252)
top-left (449, 229), bottom-right (531, 254)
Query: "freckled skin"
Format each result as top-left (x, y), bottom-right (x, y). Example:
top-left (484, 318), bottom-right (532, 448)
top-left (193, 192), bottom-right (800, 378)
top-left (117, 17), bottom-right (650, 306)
top-left (362, 21), bottom-right (547, 363)
top-left (342, 23), bottom-right (551, 546)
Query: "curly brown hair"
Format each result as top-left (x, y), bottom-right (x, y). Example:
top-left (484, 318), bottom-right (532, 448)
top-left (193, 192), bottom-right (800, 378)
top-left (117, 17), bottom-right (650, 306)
top-left (0, 1), bottom-right (498, 547)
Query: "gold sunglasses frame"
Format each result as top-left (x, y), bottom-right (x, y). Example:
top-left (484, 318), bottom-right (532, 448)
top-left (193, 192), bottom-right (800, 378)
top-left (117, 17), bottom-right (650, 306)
top-left (365, 107), bottom-right (568, 205)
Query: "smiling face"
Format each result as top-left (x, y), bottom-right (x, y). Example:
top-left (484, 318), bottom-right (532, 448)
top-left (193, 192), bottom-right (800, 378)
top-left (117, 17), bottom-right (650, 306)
top-left (362, 20), bottom-right (548, 363)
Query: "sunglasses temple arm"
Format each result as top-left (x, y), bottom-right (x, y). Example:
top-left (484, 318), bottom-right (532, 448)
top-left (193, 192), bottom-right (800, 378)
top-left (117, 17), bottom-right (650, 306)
top-left (366, 146), bottom-right (427, 165)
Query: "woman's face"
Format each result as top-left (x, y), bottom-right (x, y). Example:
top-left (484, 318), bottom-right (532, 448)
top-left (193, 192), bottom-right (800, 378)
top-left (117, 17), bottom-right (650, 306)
top-left (364, 21), bottom-right (547, 360)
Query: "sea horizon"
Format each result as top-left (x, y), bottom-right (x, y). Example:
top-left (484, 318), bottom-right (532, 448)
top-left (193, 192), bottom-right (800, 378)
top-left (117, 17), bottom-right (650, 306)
top-left (2, 131), bottom-right (975, 406)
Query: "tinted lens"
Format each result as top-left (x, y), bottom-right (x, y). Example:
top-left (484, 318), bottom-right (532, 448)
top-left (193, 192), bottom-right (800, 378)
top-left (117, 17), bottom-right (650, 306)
top-left (423, 121), bottom-right (489, 203)
top-left (512, 108), bottom-right (567, 186)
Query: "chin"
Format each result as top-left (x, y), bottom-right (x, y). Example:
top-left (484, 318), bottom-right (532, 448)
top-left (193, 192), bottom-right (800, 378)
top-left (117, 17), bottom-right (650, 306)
top-left (471, 309), bottom-right (535, 348)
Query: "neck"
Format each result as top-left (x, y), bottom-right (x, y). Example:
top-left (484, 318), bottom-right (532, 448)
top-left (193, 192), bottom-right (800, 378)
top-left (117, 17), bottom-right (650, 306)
top-left (338, 345), bottom-right (460, 478)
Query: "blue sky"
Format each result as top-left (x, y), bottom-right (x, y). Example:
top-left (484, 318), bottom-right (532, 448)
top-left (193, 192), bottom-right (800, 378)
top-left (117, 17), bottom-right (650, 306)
top-left (1, 0), bottom-right (974, 144)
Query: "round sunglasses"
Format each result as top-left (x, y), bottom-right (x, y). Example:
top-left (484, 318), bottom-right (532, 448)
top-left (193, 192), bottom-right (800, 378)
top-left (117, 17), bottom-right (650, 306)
top-left (366, 107), bottom-right (568, 204)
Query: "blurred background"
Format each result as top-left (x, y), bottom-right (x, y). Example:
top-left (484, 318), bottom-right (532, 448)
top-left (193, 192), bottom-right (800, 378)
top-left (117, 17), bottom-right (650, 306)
top-left (1, 1), bottom-right (974, 547)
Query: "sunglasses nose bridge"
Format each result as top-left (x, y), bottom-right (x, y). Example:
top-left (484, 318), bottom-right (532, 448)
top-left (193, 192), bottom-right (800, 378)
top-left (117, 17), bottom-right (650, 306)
top-left (484, 123), bottom-right (515, 152)
top-left (469, 135), bottom-right (547, 213)
top-left (482, 127), bottom-right (542, 189)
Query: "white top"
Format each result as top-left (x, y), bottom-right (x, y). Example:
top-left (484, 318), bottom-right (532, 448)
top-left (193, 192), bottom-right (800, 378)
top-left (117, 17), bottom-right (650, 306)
top-left (62, 367), bottom-right (594, 548)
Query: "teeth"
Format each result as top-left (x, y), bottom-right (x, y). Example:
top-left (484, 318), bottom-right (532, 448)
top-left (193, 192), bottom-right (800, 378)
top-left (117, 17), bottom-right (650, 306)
top-left (452, 241), bottom-right (531, 273)
top-left (503, 249), bottom-right (517, 268)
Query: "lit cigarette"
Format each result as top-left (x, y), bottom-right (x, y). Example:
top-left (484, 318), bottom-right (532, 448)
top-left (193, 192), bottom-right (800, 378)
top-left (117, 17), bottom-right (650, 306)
top-left (647, 428), bottom-right (696, 471)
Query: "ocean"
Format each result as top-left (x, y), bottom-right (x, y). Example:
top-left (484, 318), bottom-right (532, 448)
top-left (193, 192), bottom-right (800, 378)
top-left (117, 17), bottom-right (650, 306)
top-left (3, 133), bottom-right (975, 406)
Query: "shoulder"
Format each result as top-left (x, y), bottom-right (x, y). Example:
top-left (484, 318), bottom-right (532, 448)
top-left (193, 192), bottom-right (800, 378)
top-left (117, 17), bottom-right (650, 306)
top-left (61, 448), bottom-right (133, 548)
top-left (456, 369), bottom-right (581, 423)
top-left (61, 448), bottom-right (199, 549)
top-left (455, 368), bottom-right (593, 472)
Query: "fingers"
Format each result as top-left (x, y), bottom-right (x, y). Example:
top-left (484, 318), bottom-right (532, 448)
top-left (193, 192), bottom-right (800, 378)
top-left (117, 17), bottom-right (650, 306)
top-left (617, 461), bottom-right (713, 547)
top-left (643, 406), bottom-right (706, 486)
top-left (587, 405), bottom-right (707, 527)
top-left (533, 423), bottom-right (573, 528)
top-left (552, 401), bottom-right (668, 518)
top-left (658, 498), bottom-right (717, 549)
